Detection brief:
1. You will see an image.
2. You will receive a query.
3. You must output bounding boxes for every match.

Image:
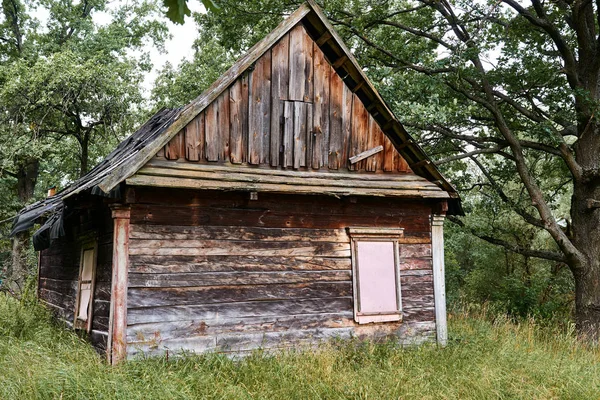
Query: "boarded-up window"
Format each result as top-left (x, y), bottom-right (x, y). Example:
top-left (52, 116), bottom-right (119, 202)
top-left (74, 242), bottom-right (97, 331)
top-left (349, 228), bottom-right (403, 324)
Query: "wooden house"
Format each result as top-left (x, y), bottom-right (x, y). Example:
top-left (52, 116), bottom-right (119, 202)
top-left (11, 1), bottom-right (461, 364)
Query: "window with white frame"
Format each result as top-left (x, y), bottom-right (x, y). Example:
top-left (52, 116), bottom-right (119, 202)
top-left (349, 228), bottom-right (404, 324)
top-left (74, 242), bottom-right (97, 331)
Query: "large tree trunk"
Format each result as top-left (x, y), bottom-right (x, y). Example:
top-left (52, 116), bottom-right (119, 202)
top-left (571, 113), bottom-right (600, 338)
top-left (6, 158), bottom-right (39, 294)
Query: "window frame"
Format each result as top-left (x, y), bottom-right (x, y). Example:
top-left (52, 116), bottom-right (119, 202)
top-left (74, 240), bottom-right (97, 332)
top-left (348, 227), bottom-right (404, 324)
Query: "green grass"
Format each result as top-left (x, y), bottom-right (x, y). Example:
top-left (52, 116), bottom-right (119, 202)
top-left (1, 293), bottom-right (599, 399)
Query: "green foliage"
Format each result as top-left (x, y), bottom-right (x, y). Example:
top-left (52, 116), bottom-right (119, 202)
top-left (1, 293), bottom-right (600, 399)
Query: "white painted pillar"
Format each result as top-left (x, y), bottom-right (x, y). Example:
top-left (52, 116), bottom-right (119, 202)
top-left (431, 214), bottom-right (447, 346)
top-left (108, 205), bottom-right (130, 364)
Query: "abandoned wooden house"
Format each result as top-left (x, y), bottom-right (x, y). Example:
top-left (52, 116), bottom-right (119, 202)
top-left (11, 0), bottom-right (462, 364)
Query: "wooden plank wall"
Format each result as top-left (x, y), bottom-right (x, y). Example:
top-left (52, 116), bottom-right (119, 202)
top-left (156, 22), bottom-right (410, 174)
top-left (126, 187), bottom-right (435, 357)
top-left (38, 204), bottom-right (113, 354)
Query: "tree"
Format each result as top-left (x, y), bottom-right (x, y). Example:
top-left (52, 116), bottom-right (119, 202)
top-left (0, 0), bottom-right (168, 292)
top-left (168, 0), bottom-right (600, 337)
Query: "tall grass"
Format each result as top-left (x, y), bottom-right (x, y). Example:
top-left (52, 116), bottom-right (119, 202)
top-left (1, 292), bottom-right (599, 399)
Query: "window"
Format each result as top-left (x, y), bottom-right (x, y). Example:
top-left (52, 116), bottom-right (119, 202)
top-left (74, 242), bottom-right (97, 331)
top-left (349, 228), bottom-right (403, 324)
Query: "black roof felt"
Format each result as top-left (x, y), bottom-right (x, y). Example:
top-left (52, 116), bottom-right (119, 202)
top-left (11, 108), bottom-right (180, 249)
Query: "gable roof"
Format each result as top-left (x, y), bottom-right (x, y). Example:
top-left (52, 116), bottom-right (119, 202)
top-left (12, 1), bottom-right (462, 248)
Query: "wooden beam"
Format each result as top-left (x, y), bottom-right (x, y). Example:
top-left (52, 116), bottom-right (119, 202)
top-left (333, 55), bottom-right (348, 69)
top-left (431, 215), bottom-right (447, 346)
top-left (108, 205), bottom-right (130, 365)
top-left (409, 160), bottom-right (431, 169)
top-left (348, 145), bottom-right (384, 165)
top-left (315, 31), bottom-right (332, 46)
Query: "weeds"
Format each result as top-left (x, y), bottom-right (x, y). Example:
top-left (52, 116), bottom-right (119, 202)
top-left (1, 293), bottom-right (599, 399)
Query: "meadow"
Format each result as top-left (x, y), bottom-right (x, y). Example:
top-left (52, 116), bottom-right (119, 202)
top-left (1, 293), bottom-right (599, 400)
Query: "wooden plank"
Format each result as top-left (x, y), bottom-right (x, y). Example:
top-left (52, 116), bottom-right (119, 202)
top-left (130, 225), bottom-right (348, 242)
top-left (248, 51), bottom-right (271, 164)
top-left (109, 206), bottom-right (130, 365)
top-left (145, 158), bottom-right (434, 183)
top-left (128, 270), bottom-right (351, 288)
top-left (134, 166), bottom-right (442, 191)
top-left (348, 145), bottom-right (383, 165)
top-left (328, 71), bottom-right (343, 169)
top-left (312, 45), bottom-right (330, 169)
top-left (401, 244), bottom-right (432, 258)
top-left (127, 312), bottom-right (354, 342)
top-left (367, 116), bottom-right (383, 171)
top-left (164, 132), bottom-right (181, 160)
top-left (270, 34), bottom-right (290, 166)
top-left (341, 83), bottom-right (353, 169)
top-left (218, 91), bottom-right (230, 161)
top-left (127, 282), bottom-right (353, 307)
top-left (129, 240), bottom-right (350, 257)
top-left (283, 101), bottom-right (294, 167)
top-left (229, 80), bottom-right (245, 164)
top-left (350, 94), bottom-right (368, 170)
top-left (293, 101), bottom-right (308, 168)
top-left (288, 24), bottom-right (313, 102)
top-left (383, 135), bottom-right (396, 171)
top-left (204, 101), bottom-right (219, 161)
top-left (127, 297), bottom-right (353, 324)
top-left (129, 255), bottom-right (350, 274)
top-left (184, 117), bottom-right (199, 162)
top-left (398, 153), bottom-right (410, 172)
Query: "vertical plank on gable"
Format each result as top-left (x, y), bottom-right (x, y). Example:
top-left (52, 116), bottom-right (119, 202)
top-left (293, 101), bottom-right (308, 169)
top-left (289, 24), bottom-right (313, 102)
top-left (229, 80), bottom-right (243, 164)
top-left (283, 101), bottom-right (294, 167)
top-left (205, 100), bottom-right (219, 162)
top-left (350, 94), bottom-right (368, 171)
top-left (249, 51), bottom-right (271, 165)
top-left (241, 73), bottom-right (250, 163)
top-left (184, 114), bottom-right (203, 162)
top-left (366, 115), bottom-right (383, 172)
top-left (217, 91), bottom-right (230, 161)
top-left (165, 131), bottom-right (181, 160)
top-left (312, 45), bottom-right (330, 170)
top-left (270, 34), bottom-right (290, 167)
top-left (341, 84), bottom-right (353, 170)
top-left (383, 135), bottom-right (396, 172)
top-left (398, 153), bottom-right (410, 172)
top-left (328, 71), bottom-right (343, 169)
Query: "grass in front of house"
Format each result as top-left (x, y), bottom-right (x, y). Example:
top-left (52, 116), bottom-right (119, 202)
top-left (1, 293), bottom-right (599, 399)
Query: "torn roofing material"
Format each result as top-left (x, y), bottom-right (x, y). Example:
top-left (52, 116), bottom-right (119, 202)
top-left (10, 108), bottom-right (180, 249)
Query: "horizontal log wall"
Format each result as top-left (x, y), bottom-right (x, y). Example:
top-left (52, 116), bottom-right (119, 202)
top-left (126, 187), bottom-right (435, 357)
top-left (156, 22), bottom-right (411, 175)
top-left (38, 204), bottom-right (113, 353)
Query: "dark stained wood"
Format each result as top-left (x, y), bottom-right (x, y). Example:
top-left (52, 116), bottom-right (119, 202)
top-left (249, 51), bottom-right (271, 165)
top-left (128, 282), bottom-right (353, 307)
top-left (328, 70), bottom-right (343, 169)
top-left (289, 24), bottom-right (313, 102)
top-left (270, 34), bottom-right (290, 166)
top-left (312, 44), bottom-right (330, 169)
top-left (204, 100), bottom-right (219, 161)
top-left (129, 254), bottom-right (350, 274)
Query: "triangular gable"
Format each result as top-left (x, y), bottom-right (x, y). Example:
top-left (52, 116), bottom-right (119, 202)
top-left (96, 1), bottom-right (459, 206)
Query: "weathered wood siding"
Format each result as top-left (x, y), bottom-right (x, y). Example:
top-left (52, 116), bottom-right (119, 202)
top-left (126, 187), bottom-right (435, 357)
top-left (38, 205), bottom-right (113, 353)
top-left (155, 22), bottom-right (411, 174)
